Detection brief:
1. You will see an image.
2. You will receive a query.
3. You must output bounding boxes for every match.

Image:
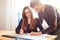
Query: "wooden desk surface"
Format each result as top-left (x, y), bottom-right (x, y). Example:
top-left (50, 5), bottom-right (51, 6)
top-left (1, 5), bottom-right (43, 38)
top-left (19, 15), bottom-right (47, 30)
top-left (0, 30), bottom-right (57, 40)
top-left (0, 30), bottom-right (15, 40)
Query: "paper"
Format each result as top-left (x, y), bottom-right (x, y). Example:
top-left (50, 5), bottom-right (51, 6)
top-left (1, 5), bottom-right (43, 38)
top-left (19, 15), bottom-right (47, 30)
top-left (37, 27), bottom-right (40, 31)
top-left (42, 19), bottom-right (49, 30)
top-left (16, 34), bottom-right (47, 40)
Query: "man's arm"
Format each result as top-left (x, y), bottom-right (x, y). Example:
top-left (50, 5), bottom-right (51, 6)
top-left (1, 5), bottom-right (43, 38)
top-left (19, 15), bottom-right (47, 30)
top-left (41, 5), bottom-right (57, 34)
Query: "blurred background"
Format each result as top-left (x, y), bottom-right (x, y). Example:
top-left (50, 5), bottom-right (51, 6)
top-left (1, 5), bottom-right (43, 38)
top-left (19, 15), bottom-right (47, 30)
top-left (0, 0), bottom-right (60, 31)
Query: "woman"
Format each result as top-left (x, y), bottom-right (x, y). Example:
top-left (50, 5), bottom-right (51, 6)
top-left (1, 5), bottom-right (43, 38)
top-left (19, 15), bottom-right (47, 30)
top-left (15, 6), bottom-right (42, 36)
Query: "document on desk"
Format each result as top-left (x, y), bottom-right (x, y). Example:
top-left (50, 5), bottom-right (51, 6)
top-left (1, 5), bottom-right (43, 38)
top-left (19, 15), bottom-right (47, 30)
top-left (1, 33), bottom-right (57, 40)
top-left (16, 34), bottom-right (47, 40)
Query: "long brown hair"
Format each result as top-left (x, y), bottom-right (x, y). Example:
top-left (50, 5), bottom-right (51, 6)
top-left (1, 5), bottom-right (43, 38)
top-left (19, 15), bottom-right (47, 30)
top-left (21, 6), bottom-right (35, 31)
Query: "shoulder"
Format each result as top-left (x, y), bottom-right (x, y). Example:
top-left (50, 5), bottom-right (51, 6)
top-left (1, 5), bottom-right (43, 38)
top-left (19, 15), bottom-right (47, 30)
top-left (45, 5), bottom-right (54, 11)
top-left (45, 5), bottom-right (55, 15)
top-left (45, 5), bottom-right (54, 9)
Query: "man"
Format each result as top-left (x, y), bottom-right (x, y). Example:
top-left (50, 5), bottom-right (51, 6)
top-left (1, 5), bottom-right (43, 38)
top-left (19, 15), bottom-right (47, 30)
top-left (30, 0), bottom-right (57, 35)
top-left (53, 11), bottom-right (60, 40)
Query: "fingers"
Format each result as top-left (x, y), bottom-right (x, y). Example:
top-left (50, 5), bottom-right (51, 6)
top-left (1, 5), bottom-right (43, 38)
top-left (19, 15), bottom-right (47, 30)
top-left (20, 29), bottom-right (24, 35)
top-left (30, 32), bottom-right (42, 36)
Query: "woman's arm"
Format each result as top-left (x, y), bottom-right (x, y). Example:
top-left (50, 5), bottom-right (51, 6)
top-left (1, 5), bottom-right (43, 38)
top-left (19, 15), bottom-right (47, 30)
top-left (30, 19), bottom-right (42, 36)
top-left (15, 19), bottom-right (22, 34)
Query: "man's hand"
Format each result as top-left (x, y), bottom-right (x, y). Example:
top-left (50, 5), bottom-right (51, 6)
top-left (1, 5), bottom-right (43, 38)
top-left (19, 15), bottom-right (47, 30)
top-left (30, 32), bottom-right (42, 36)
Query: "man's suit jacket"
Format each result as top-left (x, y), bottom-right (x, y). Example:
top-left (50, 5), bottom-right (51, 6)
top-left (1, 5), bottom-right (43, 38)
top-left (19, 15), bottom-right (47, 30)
top-left (38, 5), bottom-right (56, 34)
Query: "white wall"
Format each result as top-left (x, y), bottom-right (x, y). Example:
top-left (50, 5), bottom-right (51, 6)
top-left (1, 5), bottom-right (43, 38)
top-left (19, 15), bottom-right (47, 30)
top-left (5, 0), bottom-right (12, 30)
top-left (0, 0), bottom-right (11, 30)
top-left (0, 0), bottom-right (6, 30)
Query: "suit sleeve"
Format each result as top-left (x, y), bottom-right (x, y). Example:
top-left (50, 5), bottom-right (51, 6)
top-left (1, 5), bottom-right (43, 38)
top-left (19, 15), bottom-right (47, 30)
top-left (41, 6), bottom-right (57, 34)
top-left (15, 19), bottom-right (22, 34)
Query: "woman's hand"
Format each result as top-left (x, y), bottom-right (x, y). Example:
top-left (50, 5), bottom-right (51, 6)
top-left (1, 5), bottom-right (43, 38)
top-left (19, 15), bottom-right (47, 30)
top-left (20, 29), bottom-right (24, 35)
top-left (30, 32), bottom-right (42, 36)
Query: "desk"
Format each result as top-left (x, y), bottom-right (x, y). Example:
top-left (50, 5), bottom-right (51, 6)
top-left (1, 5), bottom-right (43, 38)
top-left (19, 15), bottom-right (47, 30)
top-left (0, 30), bottom-right (57, 40)
top-left (0, 30), bottom-right (15, 40)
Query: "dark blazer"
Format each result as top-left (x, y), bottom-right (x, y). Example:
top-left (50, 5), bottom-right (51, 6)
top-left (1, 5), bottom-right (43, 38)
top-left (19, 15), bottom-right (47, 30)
top-left (15, 18), bottom-right (43, 34)
top-left (52, 11), bottom-right (60, 40)
top-left (38, 5), bottom-right (56, 34)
